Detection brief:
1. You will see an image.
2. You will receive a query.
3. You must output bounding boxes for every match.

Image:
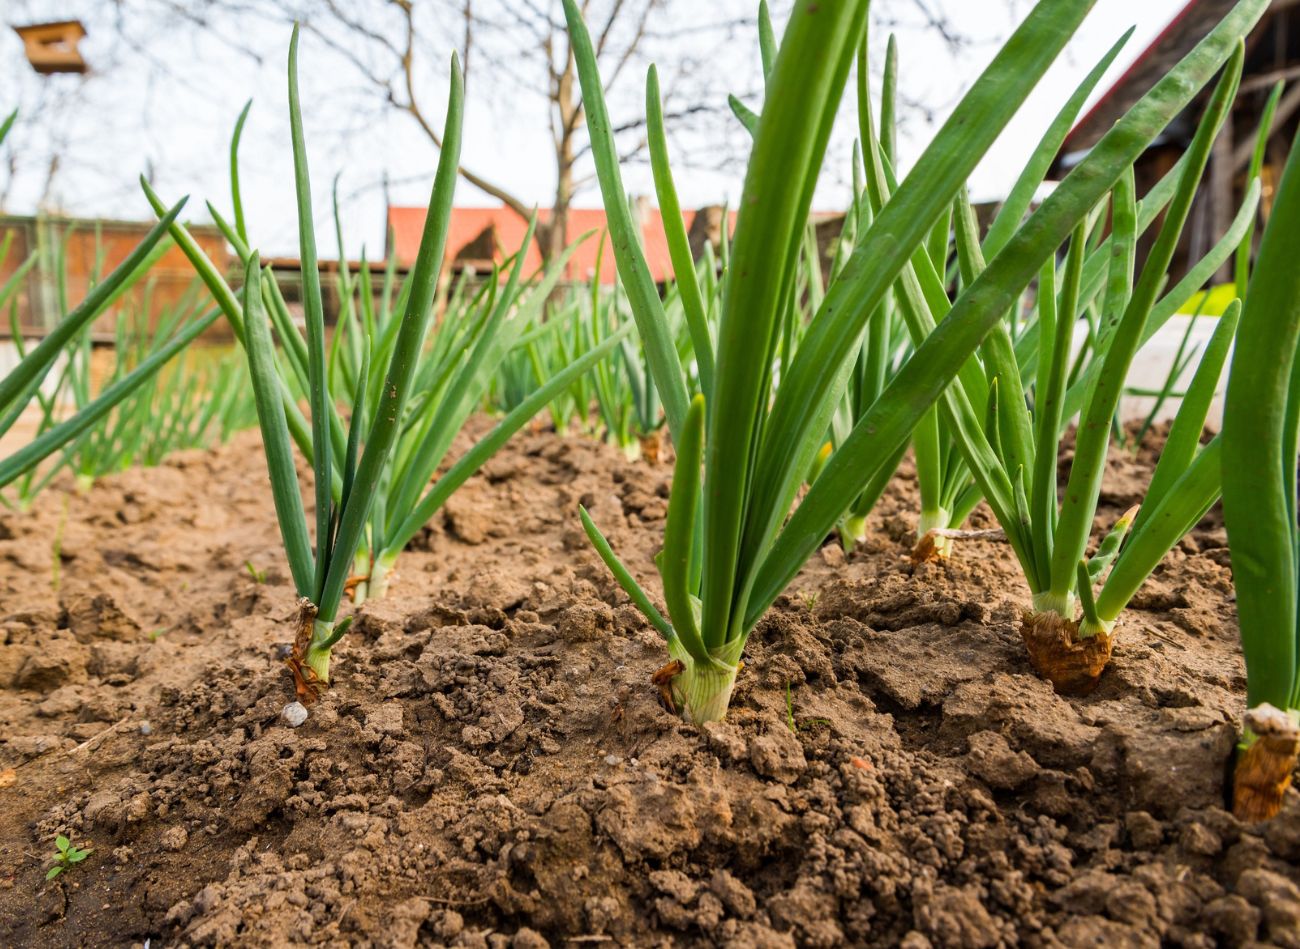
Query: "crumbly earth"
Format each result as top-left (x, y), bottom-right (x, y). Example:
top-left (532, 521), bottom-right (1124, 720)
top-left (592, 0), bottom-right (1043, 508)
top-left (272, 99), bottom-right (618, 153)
top-left (1, 421), bottom-right (1298, 948)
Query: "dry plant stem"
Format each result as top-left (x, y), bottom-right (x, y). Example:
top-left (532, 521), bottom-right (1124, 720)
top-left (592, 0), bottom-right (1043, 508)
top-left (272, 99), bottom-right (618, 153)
top-left (911, 507), bottom-right (954, 562)
top-left (910, 533), bottom-right (948, 565)
top-left (911, 526), bottom-right (1006, 564)
top-left (652, 659), bottom-right (685, 712)
top-left (1019, 606), bottom-right (1114, 696)
top-left (1233, 704), bottom-right (1300, 822)
top-left (638, 430), bottom-right (662, 465)
top-left (287, 598), bottom-right (327, 704)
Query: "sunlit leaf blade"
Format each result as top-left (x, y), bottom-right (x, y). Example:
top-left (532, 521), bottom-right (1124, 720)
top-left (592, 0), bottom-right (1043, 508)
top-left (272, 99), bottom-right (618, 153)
top-left (1223, 122), bottom-right (1300, 711)
top-left (315, 52), bottom-right (466, 624)
top-left (287, 25), bottom-right (334, 597)
top-left (580, 505), bottom-right (674, 640)
top-left (1050, 44), bottom-right (1243, 598)
top-left (647, 65), bottom-right (714, 400)
top-left (660, 394), bottom-right (709, 664)
top-left (237, 252), bottom-right (315, 596)
top-left (230, 99), bottom-right (252, 244)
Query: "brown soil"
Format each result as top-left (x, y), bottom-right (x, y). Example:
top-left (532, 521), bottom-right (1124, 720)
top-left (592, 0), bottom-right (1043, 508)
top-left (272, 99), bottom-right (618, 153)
top-left (2, 421), bottom-right (1298, 948)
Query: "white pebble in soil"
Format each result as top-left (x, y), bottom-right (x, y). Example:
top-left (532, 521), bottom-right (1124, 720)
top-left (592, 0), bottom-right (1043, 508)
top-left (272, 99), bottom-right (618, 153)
top-left (282, 702), bottom-right (309, 728)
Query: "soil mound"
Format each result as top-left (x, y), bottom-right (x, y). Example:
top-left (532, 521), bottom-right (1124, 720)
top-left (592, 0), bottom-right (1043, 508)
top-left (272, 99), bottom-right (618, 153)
top-left (2, 423), bottom-right (1296, 947)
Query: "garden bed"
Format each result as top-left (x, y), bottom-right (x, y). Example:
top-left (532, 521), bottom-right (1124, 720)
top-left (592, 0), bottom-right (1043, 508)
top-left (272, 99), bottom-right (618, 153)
top-left (1, 421), bottom-right (1297, 948)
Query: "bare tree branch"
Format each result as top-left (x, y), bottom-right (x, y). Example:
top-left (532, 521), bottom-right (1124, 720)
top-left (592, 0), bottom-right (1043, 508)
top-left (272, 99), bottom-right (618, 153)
top-left (1, 0), bottom-right (993, 259)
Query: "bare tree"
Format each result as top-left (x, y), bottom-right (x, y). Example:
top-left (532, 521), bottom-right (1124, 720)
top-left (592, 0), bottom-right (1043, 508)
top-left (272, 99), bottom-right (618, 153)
top-left (1, 0), bottom-right (1006, 257)
top-left (279, 0), bottom-right (1000, 261)
top-left (254, 0), bottom-right (755, 263)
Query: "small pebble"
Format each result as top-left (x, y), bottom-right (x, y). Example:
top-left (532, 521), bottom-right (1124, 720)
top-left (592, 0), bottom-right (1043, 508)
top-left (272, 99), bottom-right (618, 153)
top-left (604, 754), bottom-right (621, 766)
top-left (282, 702), bottom-right (309, 727)
top-left (138, 721), bottom-right (153, 735)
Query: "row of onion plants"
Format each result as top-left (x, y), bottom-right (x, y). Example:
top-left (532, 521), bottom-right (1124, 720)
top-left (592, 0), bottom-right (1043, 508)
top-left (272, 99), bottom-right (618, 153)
top-left (566, 0), bottom-right (1269, 723)
top-left (1, 107), bottom-right (219, 501)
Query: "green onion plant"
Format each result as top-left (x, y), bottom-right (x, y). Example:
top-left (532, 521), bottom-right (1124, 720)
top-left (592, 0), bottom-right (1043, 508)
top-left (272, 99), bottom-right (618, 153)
top-left (143, 30), bottom-right (627, 694)
top-left (37, 291), bottom-right (244, 496)
top-left (886, 30), bottom-right (1130, 561)
top-left (884, 40), bottom-right (1263, 693)
top-left (303, 194), bottom-right (601, 601)
top-left (1221, 122), bottom-right (1300, 823)
top-left (3, 214), bottom-right (244, 504)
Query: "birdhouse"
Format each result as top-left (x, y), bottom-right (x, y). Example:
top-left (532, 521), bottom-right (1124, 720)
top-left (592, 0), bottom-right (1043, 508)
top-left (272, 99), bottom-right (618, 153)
top-left (13, 20), bottom-right (88, 75)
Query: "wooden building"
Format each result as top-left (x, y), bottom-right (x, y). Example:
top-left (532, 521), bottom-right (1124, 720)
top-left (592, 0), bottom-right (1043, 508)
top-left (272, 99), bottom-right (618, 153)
top-left (1049, 0), bottom-right (1299, 281)
top-left (264, 257), bottom-right (400, 326)
top-left (0, 215), bottom-right (231, 341)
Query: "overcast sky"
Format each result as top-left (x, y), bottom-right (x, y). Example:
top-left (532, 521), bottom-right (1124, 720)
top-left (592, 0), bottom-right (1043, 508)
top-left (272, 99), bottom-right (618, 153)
top-left (1, 0), bottom-right (1188, 257)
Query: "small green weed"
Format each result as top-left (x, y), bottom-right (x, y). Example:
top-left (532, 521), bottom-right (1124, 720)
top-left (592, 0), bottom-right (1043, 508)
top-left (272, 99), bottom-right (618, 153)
top-left (785, 681), bottom-right (831, 733)
top-left (46, 835), bottom-right (91, 881)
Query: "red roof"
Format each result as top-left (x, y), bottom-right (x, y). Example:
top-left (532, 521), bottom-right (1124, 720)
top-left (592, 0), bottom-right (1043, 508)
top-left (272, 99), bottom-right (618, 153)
top-left (386, 204), bottom-right (735, 284)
